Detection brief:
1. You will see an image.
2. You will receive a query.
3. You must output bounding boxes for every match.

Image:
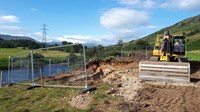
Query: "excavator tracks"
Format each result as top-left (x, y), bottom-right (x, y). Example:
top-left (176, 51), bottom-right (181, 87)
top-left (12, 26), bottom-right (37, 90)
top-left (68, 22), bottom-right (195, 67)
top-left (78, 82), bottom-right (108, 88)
top-left (139, 61), bottom-right (190, 83)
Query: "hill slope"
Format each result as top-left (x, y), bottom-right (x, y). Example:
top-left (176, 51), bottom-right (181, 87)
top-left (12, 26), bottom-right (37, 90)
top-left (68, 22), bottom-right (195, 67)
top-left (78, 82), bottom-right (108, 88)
top-left (141, 15), bottom-right (200, 51)
top-left (0, 34), bottom-right (36, 41)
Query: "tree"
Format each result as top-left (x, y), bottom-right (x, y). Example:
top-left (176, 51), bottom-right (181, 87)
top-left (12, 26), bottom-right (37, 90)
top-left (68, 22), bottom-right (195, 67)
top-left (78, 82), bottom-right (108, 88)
top-left (0, 39), bottom-right (42, 49)
top-left (62, 41), bottom-right (73, 45)
top-left (135, 39), bottom-right (149, 46)
top-left (117, 39), bottom-right (123, 45)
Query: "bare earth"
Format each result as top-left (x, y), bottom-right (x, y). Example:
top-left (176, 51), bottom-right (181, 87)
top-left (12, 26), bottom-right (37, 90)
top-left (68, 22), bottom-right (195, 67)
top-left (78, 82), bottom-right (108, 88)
top-left (68, 94), bottom-right (93, 109)
top-left (135, 83), bottom-right (200, 112)
top-left (88, 59), bottom-right (200, 112)
top-left (51, 57), bottom-right (200, 112)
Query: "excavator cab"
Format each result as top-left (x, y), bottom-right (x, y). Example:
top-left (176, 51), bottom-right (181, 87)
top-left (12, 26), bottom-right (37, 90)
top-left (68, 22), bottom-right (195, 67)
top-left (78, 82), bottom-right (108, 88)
top-left (173, 36), bottom-right (185, 55)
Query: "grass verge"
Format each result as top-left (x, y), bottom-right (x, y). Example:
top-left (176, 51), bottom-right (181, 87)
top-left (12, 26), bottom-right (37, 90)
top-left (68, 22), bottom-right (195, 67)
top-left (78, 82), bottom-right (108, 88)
top-left (0, 83), bottom-right (122, 112)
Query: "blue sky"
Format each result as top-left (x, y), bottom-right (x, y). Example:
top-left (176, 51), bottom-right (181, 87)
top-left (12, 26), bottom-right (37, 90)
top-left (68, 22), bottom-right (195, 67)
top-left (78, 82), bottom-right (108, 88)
top-left (0, 0), bottom-right (200, 45)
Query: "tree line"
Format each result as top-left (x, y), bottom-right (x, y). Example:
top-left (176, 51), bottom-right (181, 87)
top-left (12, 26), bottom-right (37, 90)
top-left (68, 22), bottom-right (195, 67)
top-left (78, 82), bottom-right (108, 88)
top-left (0, 38), bottom-right (44, 49)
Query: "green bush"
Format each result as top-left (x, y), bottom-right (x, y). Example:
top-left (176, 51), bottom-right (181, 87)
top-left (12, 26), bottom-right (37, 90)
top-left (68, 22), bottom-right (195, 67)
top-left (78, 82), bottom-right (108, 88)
top-left (186, 39), bottom-right (200, 51)
top-left (0, 58), bottom-right (8, 70)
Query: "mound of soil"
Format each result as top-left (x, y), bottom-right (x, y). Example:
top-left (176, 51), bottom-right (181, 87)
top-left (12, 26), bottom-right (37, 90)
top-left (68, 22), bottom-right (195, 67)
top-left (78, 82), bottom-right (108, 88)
top-left (110, 77), bottom-right (142, 102)
top-left (68, 94), bottom-right (93, 109)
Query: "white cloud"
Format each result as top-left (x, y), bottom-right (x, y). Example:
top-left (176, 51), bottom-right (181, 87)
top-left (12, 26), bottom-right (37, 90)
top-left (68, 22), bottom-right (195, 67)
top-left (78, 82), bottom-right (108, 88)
top-left (0, 25), bottom-right (29, 36)
top-left (57, 35), bottom-right (102, 43)
top-left (0, 25), bottom-right (26, 31)
top-left (31, 32), bottom-right (42, 41)
top-left (100, 8), bottom-right (149, 29)
top-left (100, 8), bottom-right (150, 41)
top-left (160, 0), bottom-right (200, 11)
top-left (55, 35), bottom-right (118, 45)
top-left (0, 15), bottom-right (20, 23)
top-left (32, 32), bottom-right (42, 37)
top-left (119, 0), bottom-right (156, 8)
top-left (31, 32), bottom-right (56, 42)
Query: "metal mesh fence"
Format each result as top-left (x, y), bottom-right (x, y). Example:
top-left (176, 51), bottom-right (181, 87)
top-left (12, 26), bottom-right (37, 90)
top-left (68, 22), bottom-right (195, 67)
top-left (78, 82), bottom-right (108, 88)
top-left (8, 44), bottom-right (87, 88)
top-left (7, 43), bottom-right (154, 88)
top-left (9, 51), bottom-right (32, 85)
top-left (85, 44), bottom-right (154, 61)
top-left (0, 70), bottom-right (8, 87)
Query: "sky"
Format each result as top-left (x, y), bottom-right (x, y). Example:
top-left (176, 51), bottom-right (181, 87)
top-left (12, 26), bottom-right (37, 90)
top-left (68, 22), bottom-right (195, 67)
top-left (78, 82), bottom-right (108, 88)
top-left (0, 0), bottom-right (200, 45)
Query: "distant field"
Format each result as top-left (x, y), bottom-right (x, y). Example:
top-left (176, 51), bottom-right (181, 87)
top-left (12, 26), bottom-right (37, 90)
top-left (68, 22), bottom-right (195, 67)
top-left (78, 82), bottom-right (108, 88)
top-left (0, 48), bottom-right (68, 59)
top-left (34, 50), bottom-right (69, 58)
top-left (0, 48), bottom-right (69, 69)
top-left (0, 48), bottom-right (27, 58)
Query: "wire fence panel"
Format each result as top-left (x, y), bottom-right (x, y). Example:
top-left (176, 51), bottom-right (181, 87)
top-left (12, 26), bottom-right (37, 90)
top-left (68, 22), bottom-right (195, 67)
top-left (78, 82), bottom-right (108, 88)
top-left (8, 43), bottom-right (154, 88)
top-left (8, 44), bottom-right (87, 88)
top-left (86, 44), bottom-right (154, 62)
top-left (9, 51), bottom-right (33, 85)
top-left (0, 70), bottom-right (9, 87)
top-left (32, 44), bottom-right (87, 88)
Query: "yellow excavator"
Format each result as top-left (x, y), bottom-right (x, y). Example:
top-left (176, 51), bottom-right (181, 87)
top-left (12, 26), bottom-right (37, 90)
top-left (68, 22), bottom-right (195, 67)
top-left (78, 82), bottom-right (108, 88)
top-left (139, 31), bottom-right (190, 83)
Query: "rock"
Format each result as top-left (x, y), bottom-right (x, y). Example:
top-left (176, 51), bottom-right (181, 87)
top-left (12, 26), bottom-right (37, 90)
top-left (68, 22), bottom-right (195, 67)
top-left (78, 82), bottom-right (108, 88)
top-left (107, 88), bottom-right (118, 94)
top-left (104, 68), bottom-right (111, 75)
top-left (117, 83), bottom-right (122, 87)
top-left (104, 100), bottom-right (110, 104)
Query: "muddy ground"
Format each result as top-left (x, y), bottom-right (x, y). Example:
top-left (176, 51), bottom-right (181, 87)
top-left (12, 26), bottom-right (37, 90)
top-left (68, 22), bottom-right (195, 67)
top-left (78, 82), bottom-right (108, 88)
top-left (49, 56), bottom-right (200, 112)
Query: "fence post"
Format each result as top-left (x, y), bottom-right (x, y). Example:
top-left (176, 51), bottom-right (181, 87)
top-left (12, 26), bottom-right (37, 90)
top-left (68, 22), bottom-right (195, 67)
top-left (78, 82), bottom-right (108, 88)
top-left (49, 58), bottom-right (51, 76)
top-left (146, 46), bottom-right (148, 60)
top-left (20, 60), bottom-right (22, 81)
top-left (67, 57), bottom-right (70, 72)
top-left (82, 44), bottom-right (88, 89)
top-left (11, 57), bottom-right (14, 83)
top-left (27, 61), bottom-right (29, 80)
top-left (0, 71), bottom-right (2, 88)
top-left (7, 56), bottom-right (11, 86)
top-left (30, 50), bottom-right (35, 86)
top-left (58, 65), bottom-right (60, 74)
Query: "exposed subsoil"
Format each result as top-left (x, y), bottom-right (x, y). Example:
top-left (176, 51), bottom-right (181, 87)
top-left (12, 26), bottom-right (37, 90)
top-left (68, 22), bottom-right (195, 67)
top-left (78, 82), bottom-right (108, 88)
top-left (89, 58), bottom-right (200, 112)
top-left (134, 83), bottom-right (200, 112)
top-left (46, 55), bottom-right (200, 111)
top-left (67, 94), bottom-right (93, 109)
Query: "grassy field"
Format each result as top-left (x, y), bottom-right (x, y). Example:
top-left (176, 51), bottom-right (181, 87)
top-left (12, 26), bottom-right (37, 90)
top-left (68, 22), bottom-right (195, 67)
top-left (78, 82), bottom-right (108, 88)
top-left (0, 48), bottom-right (27, 58)
top-left (0, 48), bottom-right (69, 69)
top-left (187, 50), bottom-right (200, 61)
top-left (0, 83), bottom-right (120, 112)
top-left (36, 51), bottom-right (69, 58)
top-left (0, 48), bottom-right (68, 59)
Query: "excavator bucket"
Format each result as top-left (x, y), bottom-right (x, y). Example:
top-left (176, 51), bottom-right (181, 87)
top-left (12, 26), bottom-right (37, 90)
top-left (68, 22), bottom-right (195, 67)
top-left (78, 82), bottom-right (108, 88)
top-left (139, 61), bottom-right (190, 83)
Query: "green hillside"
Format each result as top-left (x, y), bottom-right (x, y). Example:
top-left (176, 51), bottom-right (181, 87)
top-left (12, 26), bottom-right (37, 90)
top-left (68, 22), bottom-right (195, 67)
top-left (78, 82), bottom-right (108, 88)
top-left (141, 14), bottom-right (200, 51)
top-left (85, 14), bottom-right (200, 62)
